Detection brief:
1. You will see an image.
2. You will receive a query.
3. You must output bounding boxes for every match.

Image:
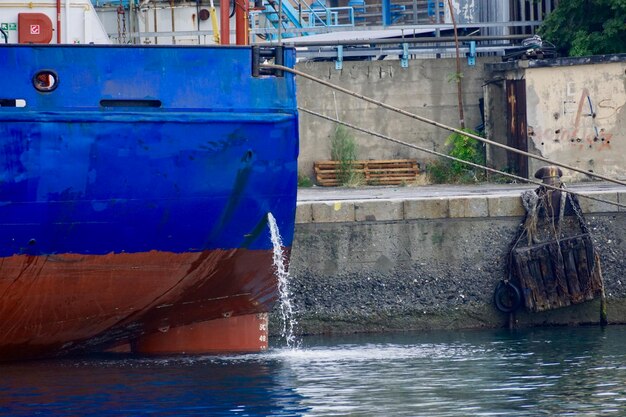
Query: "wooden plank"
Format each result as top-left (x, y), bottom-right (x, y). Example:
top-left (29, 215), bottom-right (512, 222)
top-left (515, 245), bottom-right (551, 312)
top-left (514, 251), bottom-right (537, 310)
top-left (573, 237), bottom-right (593, 301)
top-left (364, 159), bottom-right (418, 164)
top-left (370, 164), bottom-right (415, 168)
top-left (371, 180), bottom-right (415, 185)
top-left (583, 235), bottom-right (594, 271)
top-left (368, 168), bottom-right (419, 173)
top-left (528, 257), bottom-right (548, 312)
top-left (548, 241), bottom-right (570, 307)
top-left (562, 238), bottom-right (583, 303)
top-left (536, 246), bottom-right (561, 310)
top-left (315, 159), bottom-right (416, 167)
top-left (591, 253), bottom-right (604, 297)
top-left (582, 235), bottom-right (603, 296)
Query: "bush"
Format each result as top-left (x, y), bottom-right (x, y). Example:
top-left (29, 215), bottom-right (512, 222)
top-left (426, 159), bottom-right (452, 184)
top-left (427, 129), bottom-right (486, 184)
top-left (297, 172), bottom-right (313, 187)
top-left (330, 125), bottom-right (364, 187)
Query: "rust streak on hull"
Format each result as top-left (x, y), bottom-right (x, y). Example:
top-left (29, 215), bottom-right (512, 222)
top-left (0, 248), bottom-right (278, 361)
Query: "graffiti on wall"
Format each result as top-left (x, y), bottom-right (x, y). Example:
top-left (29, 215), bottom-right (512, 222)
top-left (528, 87), bottom-right (623, 153)
top-left (449, 0), bottom-right (477, 23)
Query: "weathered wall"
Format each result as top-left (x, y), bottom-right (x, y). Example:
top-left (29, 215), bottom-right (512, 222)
top-left (270, 191), bottom-right (626, 335)
top-left (483, 71), bottom-right (509, 170)
top-left (485, 55), bottom-right (626, 181)
top-left (296, 57), bottom-right (499, 179)
top-left (525, 61), bottom-right (626, 181)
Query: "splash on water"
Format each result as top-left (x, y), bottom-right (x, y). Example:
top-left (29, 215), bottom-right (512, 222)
top-left (267, 212), bottom-right (300, 350)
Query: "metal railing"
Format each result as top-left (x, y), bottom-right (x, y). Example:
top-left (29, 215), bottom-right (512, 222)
top-left (251, 21), bottom-right (544, 42)
top-left (250, 0), bottom-right (559, 40)
top-left (249, 0), bottom-right (355, 40)
top-left (286, 33), bottom-right (549, 63)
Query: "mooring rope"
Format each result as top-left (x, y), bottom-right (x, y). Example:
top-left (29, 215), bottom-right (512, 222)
top-left (262, 63), bottom-right (626, 188)
top-left (298, 107), bottom-right (626, 210)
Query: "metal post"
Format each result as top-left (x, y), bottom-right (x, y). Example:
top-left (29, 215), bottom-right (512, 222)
top-left (520, 0), bottom-right (526, 34)
top-left (210, 0), bottom-right (220, 44)
top-left (382, 0), bottom-right (390, 26)
top-left (56, 0), bottom-right (61, 43)
top-left (400, 42), bottom-right (409, 67)
top-left (446, 0), bottom-right (464, 128)
top-left (153, 4), bottom-right (158, 44)
top-left (169, 0), bottom-right (176, 44)
top-left (65, 0), bottom-right (70, 43)
top-left (529, 0), bottom-right (535, 33)
top-left (129, 0), bottom-right (135, 44)
top-left (220, 0), bottom-right (230, 44)
top-left (502, 0), bottom-right (510, 36)
top-left (278, 0), bottom-right (282, 43)
top-left (434, 0), bottom-right (440, 37)
top-left (335, 45), bottom-right (343, 70)
top-left (235, 0), bottom-right (248, 45)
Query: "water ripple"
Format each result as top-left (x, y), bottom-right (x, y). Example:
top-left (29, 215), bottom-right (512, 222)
top-left (1, 326), bottom-right (626, 416)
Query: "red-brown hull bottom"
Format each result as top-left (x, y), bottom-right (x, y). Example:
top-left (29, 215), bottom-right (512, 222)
top-left (0, 249), bottom-right (278, 361)
top-left (134, 313), bottom-right (269, 354)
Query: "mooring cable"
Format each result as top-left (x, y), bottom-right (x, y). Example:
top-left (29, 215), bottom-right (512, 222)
top-left (262, 63), bottom-right (626, 188)
top-left (299, 106), bottom-right (626, 210)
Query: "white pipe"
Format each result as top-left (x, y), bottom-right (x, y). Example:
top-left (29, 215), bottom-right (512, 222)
top-left (83, 6), bottom-right (87, 42)
top-left (65, 0), bottom-right (70, 43)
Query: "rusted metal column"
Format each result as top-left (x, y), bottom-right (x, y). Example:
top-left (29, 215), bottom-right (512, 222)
top-left (235, 0), bottom-right (249, 45)
top-left (220, 0), bottom-right (230, 44)
top-left (446, 0), bottom-right (465, 129)
top-left (56, 0), bottom-right (61, 43)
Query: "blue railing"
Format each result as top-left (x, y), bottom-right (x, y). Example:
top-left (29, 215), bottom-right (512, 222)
top-left (250, 0), bottom-right (355, 40)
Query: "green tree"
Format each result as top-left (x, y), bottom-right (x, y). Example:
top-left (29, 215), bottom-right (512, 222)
top-left (539, 0), bottom-right (626, 56)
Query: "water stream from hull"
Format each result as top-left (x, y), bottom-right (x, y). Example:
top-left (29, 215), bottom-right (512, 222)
top-left (267, 212), bottom-right (300, 349)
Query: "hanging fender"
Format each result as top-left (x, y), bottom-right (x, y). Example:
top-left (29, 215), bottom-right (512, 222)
top-left (494, 280), bottom-right (522, 313)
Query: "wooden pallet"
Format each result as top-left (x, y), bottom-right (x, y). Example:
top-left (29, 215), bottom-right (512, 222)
top-left (512, 234), bottom-right (603, 312)
top-left (314, 159), bottom-right (420, 186)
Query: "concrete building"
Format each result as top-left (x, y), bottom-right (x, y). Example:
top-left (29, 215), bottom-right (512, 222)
top-left (484, 54), bottom-right (626, 182)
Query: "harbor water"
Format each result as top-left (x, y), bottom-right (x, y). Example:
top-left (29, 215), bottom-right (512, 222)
top-left (2, 326), bottom-right (626, 416)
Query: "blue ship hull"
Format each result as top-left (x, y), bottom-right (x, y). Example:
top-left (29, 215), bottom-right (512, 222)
top-left (0, 45), bottom-right (299, 360)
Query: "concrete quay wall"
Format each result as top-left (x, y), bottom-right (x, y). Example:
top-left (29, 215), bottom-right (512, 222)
top-left (295, 57), bottom-right (499, 180)
top-left (272, 189), bottom-right (626, 336)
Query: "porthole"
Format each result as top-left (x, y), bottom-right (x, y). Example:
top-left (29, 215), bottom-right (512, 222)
top-left (33, 70), bottom-right (59, 92)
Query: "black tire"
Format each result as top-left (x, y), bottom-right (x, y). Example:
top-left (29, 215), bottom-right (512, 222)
top-left (494, 280), bottom-right (522, 313)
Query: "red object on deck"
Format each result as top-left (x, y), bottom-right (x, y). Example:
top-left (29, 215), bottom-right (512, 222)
top-left (18, 13), bottom-right (54, 44)
top-left (220, 0), bottom-right (230, 45)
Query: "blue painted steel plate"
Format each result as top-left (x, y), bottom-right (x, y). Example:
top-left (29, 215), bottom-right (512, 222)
top-left (0, 45), bottom-right (299, 256)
